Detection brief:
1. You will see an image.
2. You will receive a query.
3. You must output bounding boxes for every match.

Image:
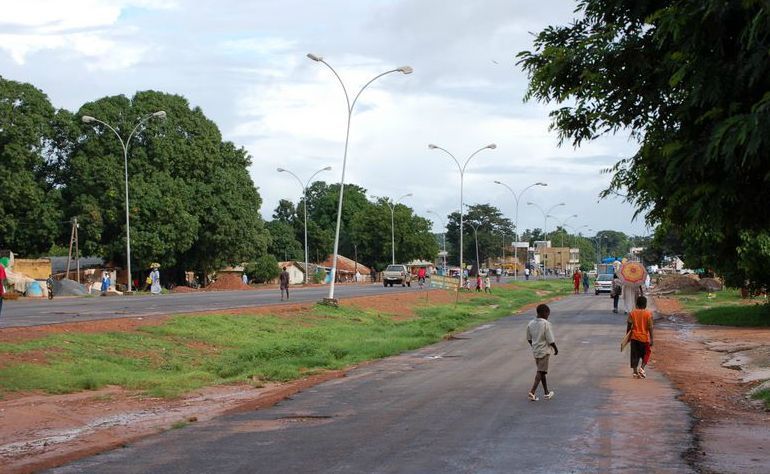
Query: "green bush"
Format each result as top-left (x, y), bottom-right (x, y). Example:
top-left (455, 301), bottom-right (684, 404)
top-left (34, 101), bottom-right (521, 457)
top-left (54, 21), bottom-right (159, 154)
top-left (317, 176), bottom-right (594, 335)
top-left (245, 255), bottom-right (281, 283)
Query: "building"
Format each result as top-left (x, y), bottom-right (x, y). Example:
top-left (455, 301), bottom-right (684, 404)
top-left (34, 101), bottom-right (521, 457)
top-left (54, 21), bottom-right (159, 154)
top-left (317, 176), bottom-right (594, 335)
top-left (536, 246), bottom-right (580, 274)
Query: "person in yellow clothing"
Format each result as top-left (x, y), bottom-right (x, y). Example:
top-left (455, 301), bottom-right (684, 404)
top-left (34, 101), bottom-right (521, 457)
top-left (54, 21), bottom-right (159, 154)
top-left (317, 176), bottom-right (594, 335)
top-left (626, 295), bottom-right (654, 378)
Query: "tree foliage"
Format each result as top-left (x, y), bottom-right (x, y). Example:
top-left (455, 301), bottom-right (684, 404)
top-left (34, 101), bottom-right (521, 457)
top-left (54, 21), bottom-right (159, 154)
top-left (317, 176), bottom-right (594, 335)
top-left (518, 0), bottom-right (770, 287)
top-left (445, 204), bottom-right (514, 267)
top-left (64, 91), bottom-right (268, 277)
top-left (0, 76), bottom-right (65, 256)
top-left (245, 254), bottom-right (280, 284)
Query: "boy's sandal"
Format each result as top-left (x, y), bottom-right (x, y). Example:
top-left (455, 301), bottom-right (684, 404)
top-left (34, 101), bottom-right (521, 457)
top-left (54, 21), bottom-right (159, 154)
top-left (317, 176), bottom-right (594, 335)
top-left (528, 392), bottom-right (539, 401)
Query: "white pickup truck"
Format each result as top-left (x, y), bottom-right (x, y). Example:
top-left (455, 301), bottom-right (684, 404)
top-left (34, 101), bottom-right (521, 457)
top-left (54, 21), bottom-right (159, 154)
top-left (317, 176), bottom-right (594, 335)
top-left (382, 264), bottom-right (412, 287)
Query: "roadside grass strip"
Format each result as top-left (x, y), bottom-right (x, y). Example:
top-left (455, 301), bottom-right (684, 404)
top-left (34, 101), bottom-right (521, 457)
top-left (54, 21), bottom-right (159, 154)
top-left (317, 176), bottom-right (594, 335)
top-left (0, 281), bottom-right (570, 398)
top-left (674, 289), bottom-right (770, 327)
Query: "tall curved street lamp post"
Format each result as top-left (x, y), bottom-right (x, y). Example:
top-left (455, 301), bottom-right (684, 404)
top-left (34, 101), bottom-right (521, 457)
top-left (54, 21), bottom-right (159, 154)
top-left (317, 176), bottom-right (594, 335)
top-left (307, 53), bottom-right (412, 303)
top-left (467, 221), bottom-right (481, 274)
top-left (277, 165), bottom-right (332, 284)
top-left (527, 201), bottom-right (565, 278)
top-left (426, 210), bottom-right (447, 274)
top-left (493, 181), bottom-right (547, 280)
top-left (428, 143), bottom-right (497, 288)
top-left (82, 111), bottom-right (166, 293)
top-left (385, 193), bottom-right (412, 265)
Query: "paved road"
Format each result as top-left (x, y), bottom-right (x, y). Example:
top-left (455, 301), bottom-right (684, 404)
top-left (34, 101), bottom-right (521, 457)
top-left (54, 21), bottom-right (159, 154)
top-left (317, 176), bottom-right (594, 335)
top-left (0, 284), bottom-right (419, 329)
top-left (51, 294), bottom-right (693, 473)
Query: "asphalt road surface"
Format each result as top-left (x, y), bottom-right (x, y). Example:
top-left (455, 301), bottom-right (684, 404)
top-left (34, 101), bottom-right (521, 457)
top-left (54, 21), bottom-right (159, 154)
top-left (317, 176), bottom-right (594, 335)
top-left (51, 294), bottom-right (693, 473)
top-left (0, 283), bottom-right (418, 329)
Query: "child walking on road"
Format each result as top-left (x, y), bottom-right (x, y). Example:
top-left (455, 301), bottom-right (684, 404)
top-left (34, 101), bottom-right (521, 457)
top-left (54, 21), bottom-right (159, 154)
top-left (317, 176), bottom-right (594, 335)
top-left (526, 304), bottom-right (559, 401)
top-left (627, 296), bottom-right (654, 378)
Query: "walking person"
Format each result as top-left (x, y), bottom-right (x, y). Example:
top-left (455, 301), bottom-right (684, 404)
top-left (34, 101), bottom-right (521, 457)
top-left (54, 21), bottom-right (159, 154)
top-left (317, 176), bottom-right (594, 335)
top-left (0, 261), bottom-right (6, 318)
top-left (150, 265), bottom-right (161, 295)
top-left (627, 296), bottom-right (654, 378)
top-left (572, 269), bottom-right (581, 294)
top-left (524, 267), bottom-right (530, 281)
top-left (417, 266), bottom-right (427, 289)
top-left (279, 266), bottom-right (290, 301)
top-left (611, 273), bottom-right (622, 313)
top-left (526, 303), bottom-right (558, 401)
top-left (484, 274), bottom-right (491, 293)
top-left (582, 271), bottom-right (590, 294)
top-left (475, 273), bottom-right (483, 292)
top-left (622, 282), bottom-right (643, 314)
top-left (100, 271), bottom-right (111, 296)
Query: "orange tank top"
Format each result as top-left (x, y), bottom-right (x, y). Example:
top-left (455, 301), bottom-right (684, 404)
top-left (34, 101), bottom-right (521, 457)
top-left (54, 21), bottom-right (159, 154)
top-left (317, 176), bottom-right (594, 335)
top-left (628, 309), bottom-right (652, 343)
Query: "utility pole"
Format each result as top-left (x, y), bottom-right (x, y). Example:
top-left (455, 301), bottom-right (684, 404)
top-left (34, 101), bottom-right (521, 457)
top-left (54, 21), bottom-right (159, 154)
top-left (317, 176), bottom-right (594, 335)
top-left (65, 217), bottom-right (79, 282)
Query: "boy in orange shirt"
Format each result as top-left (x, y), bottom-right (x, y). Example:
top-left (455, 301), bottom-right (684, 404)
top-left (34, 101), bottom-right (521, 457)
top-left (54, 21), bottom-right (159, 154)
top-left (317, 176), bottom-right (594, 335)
top-left (627, 295), bottom-right (654, 378)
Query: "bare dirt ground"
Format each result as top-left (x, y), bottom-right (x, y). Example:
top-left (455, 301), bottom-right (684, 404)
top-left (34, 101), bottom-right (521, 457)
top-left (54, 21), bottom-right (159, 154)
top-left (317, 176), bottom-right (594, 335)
top-left (0, 288), bottom-right (476, 473)
top-left (652, 296), bottom-right (770, 473)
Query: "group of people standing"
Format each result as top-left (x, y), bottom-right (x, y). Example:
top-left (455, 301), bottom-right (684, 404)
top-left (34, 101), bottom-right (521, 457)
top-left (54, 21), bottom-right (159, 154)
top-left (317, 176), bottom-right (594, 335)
top-left (571, 270), bottom-right (590, 294)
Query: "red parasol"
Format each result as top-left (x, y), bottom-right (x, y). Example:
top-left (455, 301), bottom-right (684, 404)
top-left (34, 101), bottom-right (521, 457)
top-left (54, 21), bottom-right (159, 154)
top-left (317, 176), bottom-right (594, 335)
top-left (618, 261), bottom-right (646, 285)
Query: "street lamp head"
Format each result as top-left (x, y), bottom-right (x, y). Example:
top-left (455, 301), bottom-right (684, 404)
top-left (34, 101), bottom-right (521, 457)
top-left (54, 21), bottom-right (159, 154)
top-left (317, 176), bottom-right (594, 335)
top-left (536, 182), bottom-right (547, 186)
top-left (486, 143), bottom-right (497, 149)
top-left (152, 111), bottom-right (167, 119)
top-left (493, 180), bottom-right (502, 185)
top-left (526, 201), bottom-right (535, 206)
top-left (276, 168), bottom-right (286, 172)
top-left (322, 166), bottom-right (332, 171)
top-left (81, 115), bottom-right (95, 123)
top-left (570, 214), bottom-right (578, 218)
top-left (307, 53), bottom-right (323, 62)
top-left (398, 66), bottom-right (413, 74)
top-left (558, 202), bottom-right (566, 206)
top-left (404, 193), bottom-right (413, 198)
top-left (428, 144), bottom-right (438, 149)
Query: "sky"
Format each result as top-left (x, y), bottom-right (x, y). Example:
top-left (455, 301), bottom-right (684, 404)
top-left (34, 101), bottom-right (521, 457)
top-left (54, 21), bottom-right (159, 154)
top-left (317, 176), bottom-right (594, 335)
top-left (0, 0), bottom-right (651, 238)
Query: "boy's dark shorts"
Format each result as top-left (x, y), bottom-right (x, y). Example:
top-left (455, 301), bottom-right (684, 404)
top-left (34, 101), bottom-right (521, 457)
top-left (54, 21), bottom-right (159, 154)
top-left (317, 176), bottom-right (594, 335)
top-left (535, 355), bottom-right (549, 373)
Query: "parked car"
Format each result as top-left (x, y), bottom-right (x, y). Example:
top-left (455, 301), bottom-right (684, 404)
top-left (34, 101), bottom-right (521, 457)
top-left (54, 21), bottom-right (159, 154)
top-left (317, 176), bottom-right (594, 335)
top-left (594, 274), bottom-right (613, 295)
top-left (382, 264), bottom-right (411, 287)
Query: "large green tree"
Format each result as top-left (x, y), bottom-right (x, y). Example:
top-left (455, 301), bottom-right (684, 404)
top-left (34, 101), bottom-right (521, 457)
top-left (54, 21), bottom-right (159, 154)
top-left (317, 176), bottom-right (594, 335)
top-left (445, 204), bottom-right (515, 267)
top-left (65, 91), bottom-right (268, 279)
top-left (518, 0), bottom-right (770, 288)
top-left (0, 77), bottom-right (65, 256)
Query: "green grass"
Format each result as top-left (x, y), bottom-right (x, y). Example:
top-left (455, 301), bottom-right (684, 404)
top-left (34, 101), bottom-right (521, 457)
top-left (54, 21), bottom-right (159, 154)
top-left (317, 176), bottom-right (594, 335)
top-left (673, 289), bottom-right (770, 327)
top-left (0, 282), bottom-right (569, 398)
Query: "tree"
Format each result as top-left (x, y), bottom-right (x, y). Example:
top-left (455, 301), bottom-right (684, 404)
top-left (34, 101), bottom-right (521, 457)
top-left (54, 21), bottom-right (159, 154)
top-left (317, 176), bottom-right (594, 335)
top-left (0, 77), bottom-right (65, 256)
top-left (350, 198), bottom-right (439, 270)
top-left (245, 255), bottom-right (280, 283)
top-left (273, 199), bottom-right (297, 224)
top-left (445, 204), bottom-right (514, 267)
top-left (65, 91), bottom-right (269, 280)
top-left (265, 220), bottom-right (303, 261)
top-left (518, 1), bottom-right (770, 288)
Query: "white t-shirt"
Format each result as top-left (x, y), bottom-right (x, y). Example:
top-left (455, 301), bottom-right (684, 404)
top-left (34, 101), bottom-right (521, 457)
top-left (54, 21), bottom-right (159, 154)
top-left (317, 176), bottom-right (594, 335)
top-left (526, 318), bottom-right (555, 359)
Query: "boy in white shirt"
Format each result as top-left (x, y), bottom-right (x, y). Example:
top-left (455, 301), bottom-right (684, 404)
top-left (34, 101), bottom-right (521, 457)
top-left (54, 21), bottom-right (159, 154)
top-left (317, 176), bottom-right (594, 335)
top-left (526, 304), bottom-right (559, 401)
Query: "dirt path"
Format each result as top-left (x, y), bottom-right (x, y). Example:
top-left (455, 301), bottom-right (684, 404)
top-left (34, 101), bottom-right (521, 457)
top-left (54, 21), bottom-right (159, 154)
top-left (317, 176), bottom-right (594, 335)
top-left (0, 289), bottom-right (472, 473)
top-left (652, 296), bottom-right (770, 473)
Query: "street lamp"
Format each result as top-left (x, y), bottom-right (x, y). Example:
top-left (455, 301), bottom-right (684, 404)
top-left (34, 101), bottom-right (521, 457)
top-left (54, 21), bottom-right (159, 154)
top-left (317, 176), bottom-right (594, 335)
top-left (81, 110), bottom-right (166, 293)
top-left (527, 201), bottom-right (565, 278)
top-left (428, 143), bottom-right (497, 289)
top-left (307, 53), bottom-right (412, 303)
top-left (277, 165), bottom-right (332, 284)
top-left (493, 180), bottom-right (547, 280)
top-left (426, 209), bottom-right (447, 274)
top-left (384, 193), bottom-right (412, 264)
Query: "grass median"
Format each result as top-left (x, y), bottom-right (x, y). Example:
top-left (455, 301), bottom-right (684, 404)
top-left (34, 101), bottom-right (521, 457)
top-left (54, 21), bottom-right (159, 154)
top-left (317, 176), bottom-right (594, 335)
top-left (674, 289), bottom-right (770, 327)
top-left (0, 280), bottom-right (570, 399)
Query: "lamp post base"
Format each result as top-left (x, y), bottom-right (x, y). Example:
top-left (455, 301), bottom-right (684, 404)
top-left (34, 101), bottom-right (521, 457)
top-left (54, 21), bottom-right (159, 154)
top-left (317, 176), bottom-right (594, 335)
top-left (320, 297), bottom-right (339, 307)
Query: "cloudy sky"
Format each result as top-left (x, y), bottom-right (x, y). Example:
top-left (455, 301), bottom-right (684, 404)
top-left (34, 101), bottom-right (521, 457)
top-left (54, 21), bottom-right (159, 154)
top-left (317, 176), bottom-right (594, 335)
top-left (0, 0), bottom-right (650, 237)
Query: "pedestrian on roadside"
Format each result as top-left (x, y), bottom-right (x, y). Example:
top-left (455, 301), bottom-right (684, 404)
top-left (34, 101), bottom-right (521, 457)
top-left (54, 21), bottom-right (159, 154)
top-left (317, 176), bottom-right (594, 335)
top-left (582, 271), bottom-right (590, 294)
top-left (627, 295), bottom-right (654, 378)
top-left (611, 273), bottom-right (622, 313)
top-left (524, 267), bottom-right (530, 281)
top-left (0, 261), bottom-right (7, 318)
top-left (417, 266), bottom-right (427, 287)
top-left (572, 270), bottom-right (581, 294)
top-left (150, 266), bottom-right (161, 295)
top-left (484, 274), bottom-right (491, 293)
top-left (622, 282), bottom-right (643, 314)
top-left (242, 272), bottom-right (248, 285)
top-left (526, 303), bottom-right (558, 401)
top-left (280, 266), bottom-right (290, 301)
top-left (100, 271), bottom-right (110, 296)
top-left (476, 273), bottom-right (483, 292)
